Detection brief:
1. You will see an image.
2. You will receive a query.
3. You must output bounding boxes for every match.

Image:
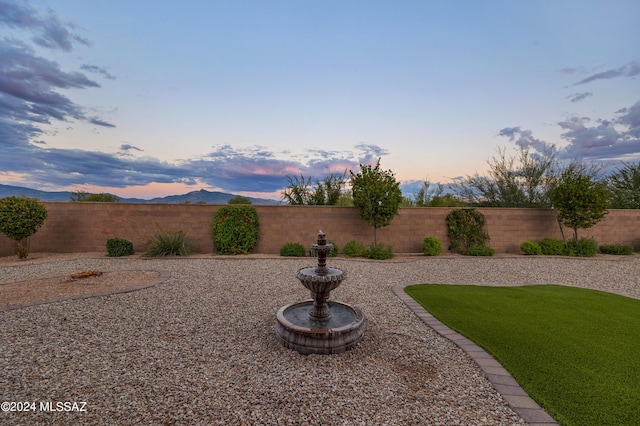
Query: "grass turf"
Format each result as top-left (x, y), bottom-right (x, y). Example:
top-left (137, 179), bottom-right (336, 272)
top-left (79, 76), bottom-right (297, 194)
top-left (404, 284), bottom-right (640, 426)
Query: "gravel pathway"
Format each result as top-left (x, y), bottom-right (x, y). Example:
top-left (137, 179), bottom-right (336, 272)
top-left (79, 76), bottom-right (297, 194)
top-left (1, 255), bottom-right (639, 425)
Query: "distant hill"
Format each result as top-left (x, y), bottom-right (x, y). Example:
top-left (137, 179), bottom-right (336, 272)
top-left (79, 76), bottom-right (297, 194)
top-left (0, 184), bottom-right (281, 205)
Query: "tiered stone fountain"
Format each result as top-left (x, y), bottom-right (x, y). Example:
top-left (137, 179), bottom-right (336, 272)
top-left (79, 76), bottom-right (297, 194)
top-left (275, 231), bottom-right (365, 355)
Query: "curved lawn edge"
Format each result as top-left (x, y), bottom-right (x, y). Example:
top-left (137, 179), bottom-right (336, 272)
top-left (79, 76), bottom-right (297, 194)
top-left (392, 283), bottom-right (559, 426)
top-left (0, 269), bottom-right (171, 312)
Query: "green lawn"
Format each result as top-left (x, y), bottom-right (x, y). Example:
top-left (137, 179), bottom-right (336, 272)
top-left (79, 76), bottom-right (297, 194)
top-left (405, 284), bottom-right (640, 426)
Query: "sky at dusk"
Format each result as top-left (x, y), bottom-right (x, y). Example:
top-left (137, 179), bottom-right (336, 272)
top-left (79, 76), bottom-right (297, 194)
top-left (1, 0), bottom-right (639, 200)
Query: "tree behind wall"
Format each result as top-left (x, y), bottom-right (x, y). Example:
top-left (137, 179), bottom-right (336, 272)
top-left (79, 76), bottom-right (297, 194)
top-left (350, 159), bottom-right (403, 245)
top-left (455, 146), bottom-right (557, 207)
top-left (281, 173), bottom-right (347, 205)
top-left (607, 162), bottom-right (640, 209)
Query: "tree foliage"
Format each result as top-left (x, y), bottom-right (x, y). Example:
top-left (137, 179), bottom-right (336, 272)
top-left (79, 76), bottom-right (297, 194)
top-left (281, 173), bottom-right (347, 205)
top-left (412, 181), bottom-right (466, 207)
top-left (350, 159), bottom-right (403, 245)
top-left (549, 163), bottom-right (609, 242)
top-left (71, 191), bottom-right (120, 202)
top-left (455, 146), bottom-right (557, 207)
top-left (606, 162), bottom-right (640, 209)
top-left (0, 196), bottom-right (48, 259)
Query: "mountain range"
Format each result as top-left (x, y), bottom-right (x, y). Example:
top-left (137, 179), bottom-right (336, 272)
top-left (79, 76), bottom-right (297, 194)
top-left (0, 184), bottom-right (281, 205)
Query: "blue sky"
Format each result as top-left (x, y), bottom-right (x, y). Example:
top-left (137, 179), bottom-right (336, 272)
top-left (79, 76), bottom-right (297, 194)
top-left (1, 0), bottom-right (639, 200)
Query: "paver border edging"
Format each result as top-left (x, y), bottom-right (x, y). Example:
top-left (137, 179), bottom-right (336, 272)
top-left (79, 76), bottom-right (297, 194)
top-left (0, 269), bottom-right (170, 312)
top-left (392, 283), bottom-right (559, 426)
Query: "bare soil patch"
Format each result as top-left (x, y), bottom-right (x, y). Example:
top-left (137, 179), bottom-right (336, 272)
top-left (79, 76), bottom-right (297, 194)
top-left (0, 270), bottom-right (160, 310)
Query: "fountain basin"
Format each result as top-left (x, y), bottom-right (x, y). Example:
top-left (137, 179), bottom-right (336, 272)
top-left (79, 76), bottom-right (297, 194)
top-left (275, 300), bottom-right (365, 355)
top-left (295, 266), bottom-right (345, 293)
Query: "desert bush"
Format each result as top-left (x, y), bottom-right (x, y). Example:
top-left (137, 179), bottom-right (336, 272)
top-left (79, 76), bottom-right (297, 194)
top-left (446, 209), bottom-right (490, 253)
top-left (539, 237), bottom-right (565, 255)
top-left (365, 243), bottom-right (394, 260)
top-left (280, 242), bottom-right (306, 257)
top-left (563, 237), bottom-right (598, 257)
top-left (211, 206), bottom-right (260, 254)
top-left (106, 237), bottom-right (134, 257)
top-left (145, 230), bottom-right (194, 256)
top-left (465, 245), bottom-right (495, 256)
top-left (520, 241), bottom-right (542, 255)
top-left (599, 244), bottom-right (633, 255)
top-left (343, 240), bottom-right (366, 258)
top-left (0, 196), bottom-right (48, 259)
top-left (422, 236), bottom-right (443, 256)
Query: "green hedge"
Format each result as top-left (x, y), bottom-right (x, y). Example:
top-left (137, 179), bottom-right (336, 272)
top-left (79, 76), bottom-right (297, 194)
top-left (211, 206), bottom-right (260, 254)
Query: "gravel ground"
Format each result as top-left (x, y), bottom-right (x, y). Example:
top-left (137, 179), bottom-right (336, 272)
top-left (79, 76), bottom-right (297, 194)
top-left (1, 254), bottom-right (639, 425)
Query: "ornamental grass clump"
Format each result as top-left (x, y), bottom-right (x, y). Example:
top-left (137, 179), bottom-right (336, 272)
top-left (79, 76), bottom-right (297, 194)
top-left (145, 230), bottom-right (194, 256)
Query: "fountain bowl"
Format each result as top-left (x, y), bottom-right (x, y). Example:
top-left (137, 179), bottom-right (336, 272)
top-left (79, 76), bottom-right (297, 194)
top-left (275, 300), bottom-right (365, 355)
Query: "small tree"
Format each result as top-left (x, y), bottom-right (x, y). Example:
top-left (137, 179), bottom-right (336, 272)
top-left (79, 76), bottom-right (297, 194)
top-left (549, 164), bottom-right (609, 243)
top-left (350, 159), bottom-right (403, 245)
top-left (0, 196), bottom-right (48, 259)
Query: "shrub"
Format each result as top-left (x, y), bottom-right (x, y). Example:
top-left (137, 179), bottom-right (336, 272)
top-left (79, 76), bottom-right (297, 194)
top-left (465, 245), bottom-right (495, 256)
top-left (211, 206), bottom-right (260, 255)
top-left (106, 237), bottom-right (134, 257)
top-left (563, 237), bottom-right (598, 257)
top-left (520, 241), bottom-right (542, 255)
top-left (0, 196), bottom-right (48, 259)
top-left (280, 242), bottom-right (306, 257)
top-left (365, 243), bottom-right (394, 260)
top-left (343, 240), bottom-right (366, 258)
top-left (599, 244), bottom-right (633, 255)
top-left (422, 236), bottom-right (443, 256)
top-left (446, 209), bottom-right (490, 253)
top-left (145, 230), bottom-right (194, 256)
top-left (539, 237), bottom-right (565, 255)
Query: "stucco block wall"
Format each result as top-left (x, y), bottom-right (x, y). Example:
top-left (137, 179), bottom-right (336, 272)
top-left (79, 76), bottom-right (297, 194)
top-left (1, 203), bottom-right (638, 256)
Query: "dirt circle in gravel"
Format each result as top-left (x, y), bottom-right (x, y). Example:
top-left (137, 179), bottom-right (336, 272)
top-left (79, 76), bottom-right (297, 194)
top-left (0, 270), bottom-right (164, 311)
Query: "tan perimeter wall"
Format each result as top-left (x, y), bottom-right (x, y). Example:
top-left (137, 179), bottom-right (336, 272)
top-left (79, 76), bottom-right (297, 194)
top-left (1, 203), bottom-right (639, 257)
